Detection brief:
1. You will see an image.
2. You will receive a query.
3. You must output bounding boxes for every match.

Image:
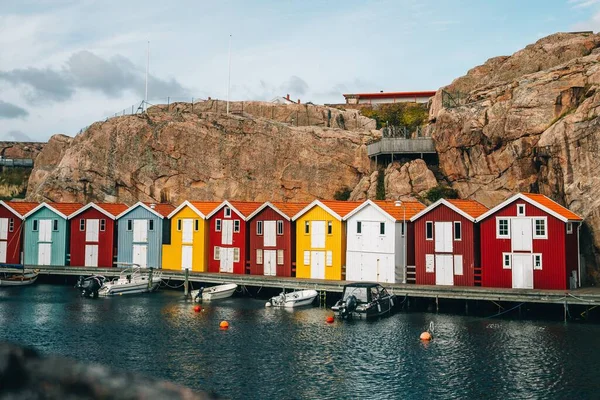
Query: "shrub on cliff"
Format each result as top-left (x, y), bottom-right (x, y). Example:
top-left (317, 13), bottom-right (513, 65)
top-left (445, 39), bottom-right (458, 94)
top-left (361, 103), bottom-right (428, 130)
top-left (425, 185), bottom-right (459, 202)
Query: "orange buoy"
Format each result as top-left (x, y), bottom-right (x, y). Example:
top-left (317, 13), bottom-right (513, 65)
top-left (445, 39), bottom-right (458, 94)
top-left (420, 331), bottom-right (432, 341)
top-left (326, 316), bottom-right (335, 324)
top-left (220, 321), bottom-right (229, 329)
top-left (193, 305), bottom-right (201, 313)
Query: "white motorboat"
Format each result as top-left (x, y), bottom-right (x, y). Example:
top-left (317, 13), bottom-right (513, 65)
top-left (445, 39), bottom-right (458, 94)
top-left (265, 289), bottom-right (318, 308)
top-left (191, 283), bottom-right (237, 302)
top-left (0, 269), bottom-right (39, 286)
top-left (98, 267), bottom-right (162, 296)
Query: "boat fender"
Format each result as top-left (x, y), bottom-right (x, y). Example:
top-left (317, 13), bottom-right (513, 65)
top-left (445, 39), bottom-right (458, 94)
top-left (377, 303), bottom-right (381, 313)
top-left (265, 302), bottom-right (272, 307)
top-left (390, 297), bottom-right (394, 307)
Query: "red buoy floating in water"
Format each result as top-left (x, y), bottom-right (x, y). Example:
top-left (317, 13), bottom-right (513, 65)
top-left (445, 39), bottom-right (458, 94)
top-left (326, 316), bottom-right (335, 324)
top-left (220, 321), bottom-right (229, 330)
top-left (420, 331), bottom-right (432, 341)
top-left (194, 305), bottom-right (202, 313)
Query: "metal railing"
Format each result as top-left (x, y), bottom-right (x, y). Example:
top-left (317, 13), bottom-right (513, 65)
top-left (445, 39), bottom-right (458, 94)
top-left (367, 137), bottom-right (436, 157)
top-left (0, 158), bottom-right (34, 167)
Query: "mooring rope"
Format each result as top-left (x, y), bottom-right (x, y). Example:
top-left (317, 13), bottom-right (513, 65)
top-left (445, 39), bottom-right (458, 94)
top-left (484, 302), bottom-right (526, 319)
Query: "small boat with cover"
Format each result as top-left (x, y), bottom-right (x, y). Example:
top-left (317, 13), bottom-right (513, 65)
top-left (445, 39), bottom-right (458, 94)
top-left (331, 282), bottom-right (396, 319)
top-left (265, 289), bottom-right (318, 308)
top-left (191, 283), bottom-right (238, 302)
top-left (0, 266), bottom-right (39, 286)
top-left (97, 266), bottom-right (162, 296)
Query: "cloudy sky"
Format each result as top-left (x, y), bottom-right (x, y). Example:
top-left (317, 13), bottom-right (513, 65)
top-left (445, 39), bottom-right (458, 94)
top-left (0, 0), bottom-right (598, 141)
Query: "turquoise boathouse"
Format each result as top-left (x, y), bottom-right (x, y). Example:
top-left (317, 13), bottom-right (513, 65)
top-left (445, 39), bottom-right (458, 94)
top-left (22, 202), bottom-right (83, 266)
top-left (116, 202), bottom-right (174, 269)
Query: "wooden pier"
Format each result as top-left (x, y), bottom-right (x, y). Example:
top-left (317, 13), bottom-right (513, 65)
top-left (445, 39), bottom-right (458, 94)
top-left (9, 265), bottom-right (600, 307)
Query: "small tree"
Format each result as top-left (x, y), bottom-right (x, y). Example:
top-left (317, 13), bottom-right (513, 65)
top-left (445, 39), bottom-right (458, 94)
top-left (425, 186), bottom-right (459, 202)
top-left (333, 186), bottom-right (352, 201)
top-left (376, 168), bottom-right (386, 200)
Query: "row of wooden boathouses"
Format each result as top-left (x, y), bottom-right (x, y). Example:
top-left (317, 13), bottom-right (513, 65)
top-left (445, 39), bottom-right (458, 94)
top-left (0, 193), bottom-right (583, 290)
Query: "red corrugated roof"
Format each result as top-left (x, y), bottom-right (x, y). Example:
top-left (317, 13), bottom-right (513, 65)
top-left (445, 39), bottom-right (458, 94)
top-left (373, 200), bottom-right (426, 220)
top-left (47, 202), bottom-right (84, 216)
top-left (4, 201), bottom-right (39, 217)
top-left (522, 193), bottom-right (582, 221)
top-left (271, 202), bottom-right (310, 218)
top-left (96, 203), bottom-right (129, 217)
top-left (143, 202), bottom-right (175, 217)
top-left (189, 201), bottom-right (222, 216)
top-left (320, 201), bottom-right (363, 218)
top-left (228, 201), bottom-right (263, 218)
top-left (446, 199), bottom-right (489, 218)
top-left (343, 91), bottom-right (436, 99)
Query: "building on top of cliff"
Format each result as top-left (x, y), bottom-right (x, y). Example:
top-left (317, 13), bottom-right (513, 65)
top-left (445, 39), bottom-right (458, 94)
top-left (271, 94), bottom-right (301, 104)
top-left (343, 91), bottom-right (436, 105)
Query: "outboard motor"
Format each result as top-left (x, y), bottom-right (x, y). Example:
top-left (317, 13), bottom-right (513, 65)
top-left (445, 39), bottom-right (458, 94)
top-left (339, 295), bottom-right (358, 318)
top-left (194, 287), bottom-right (205, 302)
top-left (76, 276), bottom-right (102, 299)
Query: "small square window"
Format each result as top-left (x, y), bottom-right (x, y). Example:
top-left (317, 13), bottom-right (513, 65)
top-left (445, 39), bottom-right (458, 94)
top-left (534, 254), bottom-right (542, 270)
top-left (567, 222), bottom-right (573, 234)
top-left (127, 220), bottom-right (132, 231)
top-left (214, 246), bottom-right (220, 260)
top-left (233, 248), bottom-right (240, 262)
top-left (277, 249), bottom-right (284, 265)
top-left (454, 221), bottom-right (462, 241)
top-left (195, 219), bottom-right (199, 231)
top-left (33, 220), bottom-right (38, 231)
top-left (534, 218), bottom-right (546, 238)
top-left (304, 221), bottom-right (310, 234)
top-left (100, 219), bottom-right (106, 231)
top-left (517, 204), bottom-right (526, 216)
top-left (79, 219), bottom-right (85, 231)
top-left (224, 207), bottom-right (231, 218)
top-left (503, 253), bottom-right (511, 269)
top-left (215, 219), bottom-right (222, 232)
top-left (8, 218), bottom-right (14, 232)
top-left (177, 219), bottom-right (182, 231)
top-left (149, 220), bottom-right (154, 231)
top-left (357, 221), bottom-right (362, 234)
top-left (257, 221), bottom-right (263, 235)
top-left (327, 221), bottom-right (333, 235)
top-left (256, 249), bottom-right (263, 264)
top-left (277, 220), bottom-right (284, 235)
top-left (52, 219), bottom-right (58, 231)
top-left (497, 218), bottom-right (510, 238)
top-left (380, 222), bottom-right (385, 235)
top-left (233, 220), bottom-right (240, 233)
top-left (426, 221), bottom-right (433, 240)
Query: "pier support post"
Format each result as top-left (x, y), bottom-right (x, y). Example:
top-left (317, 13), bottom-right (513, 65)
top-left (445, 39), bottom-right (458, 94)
top-left (465, 301), bottom-right (468, 315)
top-left (436, 296), bottom-right (439, 313)
top-left (564, 300), bottom-right (568, 322)
top-left (184, 269), bottom-right (189, 296)
top-left (148, 268), bottom-right (153, 291)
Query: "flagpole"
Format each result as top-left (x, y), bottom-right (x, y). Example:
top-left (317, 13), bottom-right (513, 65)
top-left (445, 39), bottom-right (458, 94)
top-left (145, 41), bottom-right (149, 112)
top-left (226, 34), bottom-right (231, 115)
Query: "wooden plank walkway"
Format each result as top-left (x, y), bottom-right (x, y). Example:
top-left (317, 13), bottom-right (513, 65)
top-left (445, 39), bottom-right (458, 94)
top-left (7, 265), bottom-right (600, 306)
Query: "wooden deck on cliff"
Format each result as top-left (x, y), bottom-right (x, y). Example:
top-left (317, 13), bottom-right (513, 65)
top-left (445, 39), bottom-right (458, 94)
top-left (11, 265), bottom-right (600, 306)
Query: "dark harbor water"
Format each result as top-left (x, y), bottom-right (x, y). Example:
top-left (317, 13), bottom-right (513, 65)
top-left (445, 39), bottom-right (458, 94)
top-left (1, 284), bottom-right (599, 399)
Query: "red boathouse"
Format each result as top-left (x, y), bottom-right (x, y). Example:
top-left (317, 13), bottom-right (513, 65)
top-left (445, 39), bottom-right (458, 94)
top-left (246, 202), bottom-right (308, 277)
top-left (206, 201), bottom-right (262, 274)
top-left (0, 201), bottom-right (38, 265)
top-left (68, 203), bottom-right (129, 267)
top-left (478, 193), bottom-right (583, 290)
top-left (410, 199), bottom-right (489, 286)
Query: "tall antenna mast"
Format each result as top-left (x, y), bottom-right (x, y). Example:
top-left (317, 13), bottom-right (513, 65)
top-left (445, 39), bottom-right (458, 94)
top-left (145, 40), bottom-right (150, 111)
top-left (226, 34), bottom-right (232, 115)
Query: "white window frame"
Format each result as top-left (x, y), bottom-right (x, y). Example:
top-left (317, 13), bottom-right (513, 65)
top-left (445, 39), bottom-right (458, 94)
top-left (256, 249), bottom-right (263, 264)
top-left (453, 221), bottom-right (462, 241)
top-left (502, 252), bottom-right (511, 269)
top-left (533, 254), bottom-right (542, 270)
top-left (303, 251), bottom-right (310, 265)
top-left (233, 247), bottom-right (240, 262)
top-left (148, 219), bottom-right (154, 231)
top-left (79, 219), bottom-right (85, 231)
top-left (52, 219), bottom-right (58, 231)
top-left (224, 207), bottom-right (231, 218)
top-left (215, 219), bottom-right (221, 232)
top-left (497, 218), bottom-right (510, 239)
top-left (379, 222), bottom-right (385, 236)
top-left (401, 222), bottom-right (405, 237)
top-left (425, 221), bottom-right (433, 241)
top-left (8, 218), bottom-right (14, 232)
top-left (100, 219), bottom-right (106, 232)
top-left (425, 254), bottom-right (434, 273)
top-left (277, 220), bottom-right (284, 235)
top-left (214, 246), bottom-right (220, 260)
top-left (533, 217), bottom-right (548, 239)
top-left (304, 221), bottom-right (310, 234)
top-left (327, 221), bottom-right (333, 235)
top-left (517, 204), bottom-right (526, 216)
top-left (566, 222), bottom-right (573, 234)
top-left (326, 250), bottom-right (333, 267)
top-left (356, 221), bottom-right (362, 235)
top-left (277, 249), bottom-right (284, 265)
top-left (233, 220), bottom-right (240, 233)
top-left (177, 219), bottom-right (182, 231)
top-left (454, 254), bottom-right (463, 276)
top-left (256, 221), bottom-right (263, 235)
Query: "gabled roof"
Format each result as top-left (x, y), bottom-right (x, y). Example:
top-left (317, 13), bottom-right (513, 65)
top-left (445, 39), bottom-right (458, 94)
top-left (343, 91), bottom-right (436, 99)
top-left (245, 202), bottom-right (310, 221)
top-left (205, 200), bottom-right (263, 221)
top-left (410, 198), bottom-right (489, 223)
top-left (476, 193), bottom-right (583, 223)
top-left (342, 200), bottom-right (426, 221)
top-left (0, 201), bottom-right (39, 219)
top-left (115, 201), bottom-right (173, 220)
top-left (23, 202), bottom-right (84, 220)
top-left (291, 200), bottom-right (362, 221)
top-left (167, 200), bottom-right (222, 219)
top-left (68, 203), bottom-right (129, 220)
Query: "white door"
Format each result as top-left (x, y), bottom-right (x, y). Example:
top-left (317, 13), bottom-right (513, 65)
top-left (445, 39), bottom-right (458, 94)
top-left (311, 251), bottom-right (325, 279)
top-left (181, 245), bottom-right (193, 270)
top-left (264, 250), bottom-right (277, 276)
top-left (222, 220), bottom-right (233, 245)
top-left (311, 221), bottom-right (326, 248)
top-left (84, 244), bottom-right (98, 267)
top-left (39, 220), bottom-right (52, 242)
top-left (264, 221), bottom-right (276, 247)
top-left (512, 254), bottom-right (534, 289)
top-left (219, 247), bottom-right (234, 273)
top-left (435, 254), bottom-right (454, 285)
top-left (182, 219), bottom-right (194, 243)
top-left (0, 218), bottom-right (8, 240)
top-left (0, 241), bottom-right (6, 263)
top-left (86, 219), bottom-right (99, 242)
top-left (38, 243), bottom-right (52, 265)
top-left (435, 222), bottom-right (453, 252)
top-left (512, 218), bottom-right (532, 251)
top-left (133, 220), bottom-right (148, 242)
top-left (133, 244), bottom-right (148, 268)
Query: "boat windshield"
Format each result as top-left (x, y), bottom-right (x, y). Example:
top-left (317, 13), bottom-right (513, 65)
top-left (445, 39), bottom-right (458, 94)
top-left (343, 287), bottom-right (368, 303)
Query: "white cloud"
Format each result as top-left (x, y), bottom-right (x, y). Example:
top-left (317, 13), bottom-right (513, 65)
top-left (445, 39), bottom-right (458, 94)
top-left (569, 0), bottom-right (600, 8)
